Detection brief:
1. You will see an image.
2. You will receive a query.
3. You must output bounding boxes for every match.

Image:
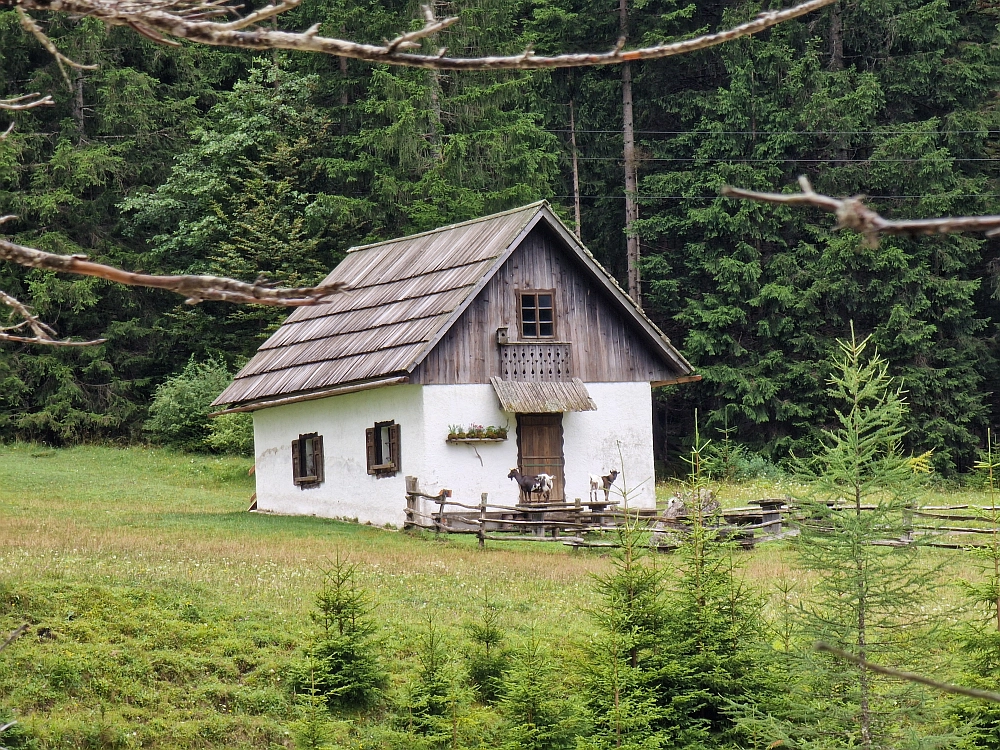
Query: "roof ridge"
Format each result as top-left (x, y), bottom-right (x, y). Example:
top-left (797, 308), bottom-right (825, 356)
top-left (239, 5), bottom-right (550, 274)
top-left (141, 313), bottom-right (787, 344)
top-left (346, 200), bottom-right (548, 254)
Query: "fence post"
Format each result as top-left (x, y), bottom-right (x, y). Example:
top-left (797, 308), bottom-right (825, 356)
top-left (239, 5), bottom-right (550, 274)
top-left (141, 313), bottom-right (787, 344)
top-left (479, 493), bottom-right (488, 549)
top-left (434, 489), bottom-right (452, 534)
top-left (404, 476), bottom-right (418, 529)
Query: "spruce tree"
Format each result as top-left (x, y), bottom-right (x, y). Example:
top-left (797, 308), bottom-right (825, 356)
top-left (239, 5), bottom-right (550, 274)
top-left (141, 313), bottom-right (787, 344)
top-left (950, 431), bottom-right (1000, 748)
top-left (652, 424), bottom-right (772, 750)
top-left (578, 510), bottom-right (667, 750)
top-left (465, 593), bottom-right (511, 705)
top-left (295, 556), bottom-right (387, 711)
top-left (742, 326), bottom-right (950, 749)
top-left (400, 619), bottom-right (470, 749)
top-left (500, 634), bottom-right (580, 750)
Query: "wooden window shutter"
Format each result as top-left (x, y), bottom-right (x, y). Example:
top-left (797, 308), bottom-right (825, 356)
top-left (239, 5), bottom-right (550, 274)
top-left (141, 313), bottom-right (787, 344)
top-left (388, 423), bottom-right (401, 473)
top-left (291, 439), bottom-right (301, 485)
top-left (365, 428), bottom-right (377, 475)
top-left (312, 435), bottom-right (324, 483)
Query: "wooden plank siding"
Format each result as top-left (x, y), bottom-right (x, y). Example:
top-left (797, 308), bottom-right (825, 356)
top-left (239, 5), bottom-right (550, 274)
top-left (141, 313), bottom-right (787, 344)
top-left (411, 225), bottom-right (678, 385)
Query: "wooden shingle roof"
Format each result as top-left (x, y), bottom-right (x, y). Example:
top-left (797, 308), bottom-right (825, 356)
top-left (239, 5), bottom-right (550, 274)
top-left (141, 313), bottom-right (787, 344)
top-left (213, 201), bottom-right (693, 408)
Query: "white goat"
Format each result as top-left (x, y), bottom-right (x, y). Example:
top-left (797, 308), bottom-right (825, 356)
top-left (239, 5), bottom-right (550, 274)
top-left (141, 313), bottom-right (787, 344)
top-left (535, 473), bottom-right (554, 501)
top-left (588, 470), bottom-right (619, 502)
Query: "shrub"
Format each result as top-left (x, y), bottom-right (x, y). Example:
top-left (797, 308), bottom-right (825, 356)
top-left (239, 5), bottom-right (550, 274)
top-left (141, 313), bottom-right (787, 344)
top-left (205, 412), bottom-right (254, 456)
top-left (144, 357), bottom-right (240, 452)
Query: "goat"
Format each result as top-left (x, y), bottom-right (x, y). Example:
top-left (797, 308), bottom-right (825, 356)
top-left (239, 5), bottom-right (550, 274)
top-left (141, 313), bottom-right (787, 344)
top-left (535, 473), bottom-right (554, 502)
top-left (588, 474), bottom-right (601, 503)
top-left (508, 468), bottom-right (554, 503)
top-left (509, 468), bottom-right (540, 503)
top-left (600, 470), bottom-right (619, 502)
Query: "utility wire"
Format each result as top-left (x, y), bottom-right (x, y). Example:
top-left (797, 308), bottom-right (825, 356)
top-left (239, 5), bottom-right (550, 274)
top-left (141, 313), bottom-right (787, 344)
top-left (547, 128), bottom-right (1000, 135)
top-left (573, 156), bottom-right (1000, 162)
top-left (553, 193), bottom-right (1000, 200)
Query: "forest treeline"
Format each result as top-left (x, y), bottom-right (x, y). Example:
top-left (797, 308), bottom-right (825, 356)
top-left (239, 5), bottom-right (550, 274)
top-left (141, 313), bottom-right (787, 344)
top-left (1, 0), bottom-right (999, 472)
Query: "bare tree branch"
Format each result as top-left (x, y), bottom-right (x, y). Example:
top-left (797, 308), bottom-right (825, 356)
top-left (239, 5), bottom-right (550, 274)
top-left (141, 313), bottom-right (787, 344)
top-left (0, 93), bottom-right (55, 111)
top-left (6, 0), bottom-right (838, 70)
top-left (815, 642), bottom-right (1000, 703)
top-left (0, 0), bottom-right (834, 349)
top-left (1, 217), bottom-right (346, 307)
top-left (0, 92), bottom-right (54, 141)
top-left (17, 8), bottom-right (98, 88)
top-left (0, 289), bottom-right (105, 346)
top-left (721, 175), bottom-right (1000, 247)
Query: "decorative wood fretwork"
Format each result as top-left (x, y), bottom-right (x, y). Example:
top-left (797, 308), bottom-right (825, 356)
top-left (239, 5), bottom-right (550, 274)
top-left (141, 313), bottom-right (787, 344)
top-left (500, 343), bottom-right (573, 381)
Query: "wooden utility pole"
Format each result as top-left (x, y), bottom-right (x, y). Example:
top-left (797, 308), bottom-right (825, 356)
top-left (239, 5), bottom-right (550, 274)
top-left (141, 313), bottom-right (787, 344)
top-left (569, 97), bottom-right (582, 239)
top-left (620, 0), bottom-right (640, 306)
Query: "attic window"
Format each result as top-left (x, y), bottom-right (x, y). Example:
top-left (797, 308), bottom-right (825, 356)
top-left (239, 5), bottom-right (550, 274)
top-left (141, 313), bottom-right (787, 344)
top-left (366, 421), bottom-right (400, 477)
top-left (292, 433), bottom-right (324, 487)
top-left (520, 291), bottom-right (555, 338)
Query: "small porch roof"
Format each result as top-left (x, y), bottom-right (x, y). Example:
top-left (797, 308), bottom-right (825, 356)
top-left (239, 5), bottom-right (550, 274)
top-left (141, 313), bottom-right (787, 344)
top-left (490, 377), bottom-right (597, 413)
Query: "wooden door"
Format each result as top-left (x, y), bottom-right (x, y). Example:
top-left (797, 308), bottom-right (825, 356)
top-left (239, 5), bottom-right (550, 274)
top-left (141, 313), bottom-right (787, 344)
top-left (516, 414), bottom-right (564, 502)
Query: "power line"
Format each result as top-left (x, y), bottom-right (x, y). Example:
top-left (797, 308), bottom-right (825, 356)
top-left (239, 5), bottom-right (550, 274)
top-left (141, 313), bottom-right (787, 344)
top-left (552, 193), bottom-right (1000, 200)
top-left (548, 129), bottom-right (1000, 136)
top-left (573, 156), bottom-right (1000, 163)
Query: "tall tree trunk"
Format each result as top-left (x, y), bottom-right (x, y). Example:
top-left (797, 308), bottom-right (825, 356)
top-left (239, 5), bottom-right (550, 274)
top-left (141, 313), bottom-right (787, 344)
top-left (829, 0), bottom-right (844, 71)
top-left (72, 71), bottom-right (85, 138)
top-left (429, 69), bottom-right (444, 162)
top-left (620, 0), bottom-right (640, 306)
top-left (569, 97), bottom-right (582, 239)
top-left (339, 54), bottom-right (349, 136)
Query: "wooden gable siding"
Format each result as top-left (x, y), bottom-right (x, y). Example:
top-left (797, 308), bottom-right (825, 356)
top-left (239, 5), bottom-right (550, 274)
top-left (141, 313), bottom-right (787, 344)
top-left (411, 225), bottom-right (679, 385)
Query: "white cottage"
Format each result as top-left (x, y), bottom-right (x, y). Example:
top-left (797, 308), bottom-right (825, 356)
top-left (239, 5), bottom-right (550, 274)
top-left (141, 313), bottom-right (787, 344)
top-left (212, 202), bottom-right (696, 526)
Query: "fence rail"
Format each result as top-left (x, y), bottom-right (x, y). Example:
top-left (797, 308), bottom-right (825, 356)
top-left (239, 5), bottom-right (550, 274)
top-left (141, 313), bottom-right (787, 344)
top-left (404, 476), bottom-right (1000, 552)
top-left (403, 477), bottom-right (790, 550)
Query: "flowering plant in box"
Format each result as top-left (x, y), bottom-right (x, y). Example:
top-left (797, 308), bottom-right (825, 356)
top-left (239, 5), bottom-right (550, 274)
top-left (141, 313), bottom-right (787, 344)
top-left (447, 423), bottom-right (508, 440)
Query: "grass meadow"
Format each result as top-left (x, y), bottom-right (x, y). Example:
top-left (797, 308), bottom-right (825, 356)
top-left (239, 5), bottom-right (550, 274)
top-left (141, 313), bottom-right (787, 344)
top-left (0, 443), bottom-right (987, 748)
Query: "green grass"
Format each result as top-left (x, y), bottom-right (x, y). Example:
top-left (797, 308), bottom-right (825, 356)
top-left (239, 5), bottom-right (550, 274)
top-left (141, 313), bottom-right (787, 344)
top-left (0, 444), bottom-right (613, 749)
top-left (0, 443), bottom-right (991, 748)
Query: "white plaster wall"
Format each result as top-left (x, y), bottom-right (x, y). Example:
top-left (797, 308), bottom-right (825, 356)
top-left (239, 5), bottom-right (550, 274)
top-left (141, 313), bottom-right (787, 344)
top-left (563, 382), bottom-right (656, 509)
top-left (252, 384), bottom-right (424, 527)
top-left (251, 380), bottom-right (656, 526)
top-left (419, 382), bottom-right (655, 510)
top-left (418, 384), bottom-right (521, 509)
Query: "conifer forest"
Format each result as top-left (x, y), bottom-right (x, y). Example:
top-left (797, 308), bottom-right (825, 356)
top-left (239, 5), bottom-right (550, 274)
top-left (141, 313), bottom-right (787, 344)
top-left (3, 0), bottom-right (1000, 473)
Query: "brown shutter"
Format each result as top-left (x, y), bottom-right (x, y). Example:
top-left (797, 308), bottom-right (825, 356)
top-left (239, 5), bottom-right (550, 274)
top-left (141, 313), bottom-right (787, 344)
top-left (388, 423), bottom-right (401, 474)
top-left (291, 439), bottom-right (301, 485)
top-left (312, 435), bottom-right (324, 483)
top-left (365, 427), bottom-right (376, 475)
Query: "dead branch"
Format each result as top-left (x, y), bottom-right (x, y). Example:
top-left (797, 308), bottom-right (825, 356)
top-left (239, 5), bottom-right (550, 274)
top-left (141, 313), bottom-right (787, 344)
top-left (721, 176), bottom-right (1000, 247)
top-left (815, 642), bottom-right (1000, 703)
top-left (0, 226), bottom-right (347, 307)
top-left (0, 93), bottom-right (55, 111)
top-left (5, 0), bottom-right (838, 70)
top-left (0, 216), bottom-right (346, 346)
top-left (17, 8), bottom-right (98, 88)
top-left (0, 288), bottom-right (105, 346)
top-left (1, 92), bottom-right (54, 141)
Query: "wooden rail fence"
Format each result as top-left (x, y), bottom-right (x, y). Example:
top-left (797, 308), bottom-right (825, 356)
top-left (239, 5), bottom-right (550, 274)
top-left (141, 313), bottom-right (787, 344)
top-left (404, 476), bottom-right (1000, 552)
top-left (403, 477), bottom-right (791, 550)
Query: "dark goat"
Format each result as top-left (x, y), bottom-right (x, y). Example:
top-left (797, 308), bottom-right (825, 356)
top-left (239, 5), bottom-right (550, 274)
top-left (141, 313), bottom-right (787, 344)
top-left (508, 468), bottom-right (551, 503)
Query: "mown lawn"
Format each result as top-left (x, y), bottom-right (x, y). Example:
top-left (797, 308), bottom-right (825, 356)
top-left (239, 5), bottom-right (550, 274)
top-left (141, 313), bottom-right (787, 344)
top-left (0, 443), bottom-right (984, 748)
